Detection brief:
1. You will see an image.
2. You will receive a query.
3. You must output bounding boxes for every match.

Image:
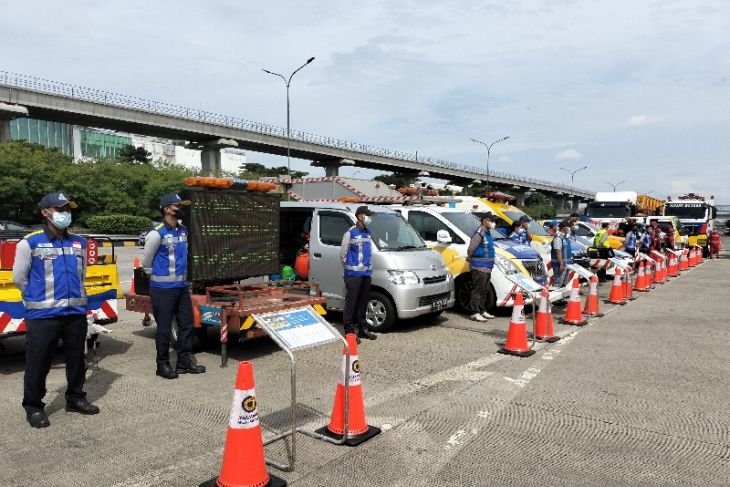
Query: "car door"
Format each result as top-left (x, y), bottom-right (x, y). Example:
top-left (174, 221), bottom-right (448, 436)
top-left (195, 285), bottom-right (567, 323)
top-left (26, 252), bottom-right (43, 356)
top-left (309, 209), bottom-right (354, 309)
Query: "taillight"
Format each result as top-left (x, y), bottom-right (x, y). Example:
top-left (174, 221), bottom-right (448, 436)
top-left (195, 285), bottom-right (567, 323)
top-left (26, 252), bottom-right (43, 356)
top-left (699, 224), bottom-right (708, 235)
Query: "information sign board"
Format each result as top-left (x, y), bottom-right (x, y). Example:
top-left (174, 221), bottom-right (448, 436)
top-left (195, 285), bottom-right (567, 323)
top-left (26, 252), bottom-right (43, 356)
top-left (252, 306), bottom-right (340, 351)
top-left (505, 273), bottom-right (543, 294)
top-left (567, 264), bottom-right (594, 279)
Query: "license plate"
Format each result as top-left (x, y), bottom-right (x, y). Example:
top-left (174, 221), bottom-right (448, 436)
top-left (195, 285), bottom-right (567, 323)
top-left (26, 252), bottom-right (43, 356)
top-left (431, 298), bottom-right (448, 311)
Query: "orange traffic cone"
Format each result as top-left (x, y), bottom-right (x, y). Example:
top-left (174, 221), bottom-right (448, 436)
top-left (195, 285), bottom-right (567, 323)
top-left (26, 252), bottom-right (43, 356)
top-left (635, 262), bottom-right (650, 292)
top-left (655, 255), bottom-right (666, 284)
top-left (667, 254), bottom-right (679, 277)
top-left (562, 279), bottom-right (588, 325)
top-left (130, 257), bottom-right (141, 295)
top-left (605, 267), bottom-right (626, 305)
top-left (316, 333), bottom-right (381, 446)
top-left (201, 361), bottom-right (286, 487)
top-left (679, 251), bottom-right (689, 271)
top-left (583, 275), bottom-right (605, 316)
top-left (499, 292), bottom-right (536, 356)
top-left (535, 288), bottom-right (560, 342)
top-left (625, 268), bottom-right (636, 301)
top-left (699, 247), bottom-right (704, 264)
top-left (688, 248), bottom-right (697, 267)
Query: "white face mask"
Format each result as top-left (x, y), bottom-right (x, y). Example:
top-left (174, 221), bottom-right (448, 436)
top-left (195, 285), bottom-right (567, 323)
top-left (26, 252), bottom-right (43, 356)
top-left (488, 222), bottom-right (496, 229)
top-left (364, 216), bottom-right (372, 226)
top-left (50, 211), bottom-right (72, 229)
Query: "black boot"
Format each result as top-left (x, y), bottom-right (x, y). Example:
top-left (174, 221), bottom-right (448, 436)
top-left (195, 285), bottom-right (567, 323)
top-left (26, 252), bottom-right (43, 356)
top-left (65, 399), bottom-right (100, 415)
top-left (26, 410), bottom-right (50, 428)
top-left (156, 363), bottom-right (179, 379)
top-left (176, 356), bottom-right (206, 374)
top-left (357, 328), bottom-right (377, 340)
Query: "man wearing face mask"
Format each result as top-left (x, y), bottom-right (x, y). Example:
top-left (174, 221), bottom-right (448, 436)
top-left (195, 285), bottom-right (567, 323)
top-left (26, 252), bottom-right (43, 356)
top-left (340, 206), bottom-right (378, 343)
top-left (13, 192), bottom-right (99, 428)
top-left (142, 193), bottom-right (206, 379)
top-left (467, 214), bottom-right (496, 321)
top-left (550, 221), bottom-right (574, 288)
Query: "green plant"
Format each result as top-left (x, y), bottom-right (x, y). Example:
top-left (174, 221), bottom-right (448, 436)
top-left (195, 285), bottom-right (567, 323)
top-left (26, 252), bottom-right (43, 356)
top-left (85, 214), bottom-right (153, 234)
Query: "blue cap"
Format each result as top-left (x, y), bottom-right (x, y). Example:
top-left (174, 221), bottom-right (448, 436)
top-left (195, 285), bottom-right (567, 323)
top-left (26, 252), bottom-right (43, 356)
top-left (518, 215), bottom-right (530, 223)
top-left (39, 191), bottom-right (77, 209)
top-left (547, 220), bottom-right (559, 227)
top-left (159, 193), bottom-right (190, 209)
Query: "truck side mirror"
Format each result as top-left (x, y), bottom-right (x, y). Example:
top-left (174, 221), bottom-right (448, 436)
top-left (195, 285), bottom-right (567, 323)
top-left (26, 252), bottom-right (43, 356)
top-left (436, 229), bottom-right (452, 244)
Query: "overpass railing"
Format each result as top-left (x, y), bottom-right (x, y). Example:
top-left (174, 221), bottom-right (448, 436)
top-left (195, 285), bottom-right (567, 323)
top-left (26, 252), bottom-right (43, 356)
top-left (0, 70), bottom-right (592, 196)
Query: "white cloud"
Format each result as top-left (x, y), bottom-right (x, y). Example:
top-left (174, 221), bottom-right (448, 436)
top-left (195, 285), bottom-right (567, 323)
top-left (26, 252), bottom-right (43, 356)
top-left (497, 155), bottom-right (511, 163)
top-left (556, 149), bottom-right (583, 160)
top-left (628, 115), bottom-right (662, 127)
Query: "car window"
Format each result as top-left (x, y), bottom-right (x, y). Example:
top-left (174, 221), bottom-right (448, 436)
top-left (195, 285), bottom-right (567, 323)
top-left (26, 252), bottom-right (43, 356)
top-left (574, 225), bottom-right (593, 237)
top-left (319, 212), bottom-right (353, 246)
top-left (408, 211), bottom-right (452, 242)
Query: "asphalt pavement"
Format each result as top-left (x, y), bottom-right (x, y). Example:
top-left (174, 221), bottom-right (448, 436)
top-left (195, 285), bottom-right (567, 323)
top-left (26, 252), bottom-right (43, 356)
top-left (0, 247), bottom-right (728, 486)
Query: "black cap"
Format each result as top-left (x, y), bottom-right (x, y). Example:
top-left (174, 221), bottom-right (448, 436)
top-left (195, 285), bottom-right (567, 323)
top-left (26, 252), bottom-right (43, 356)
top-left (39, 191), bottom-right (77, 209)
top-left (518, 215), bottom-right (530, 223)
top-left (355, 206), bottom-right (375, 216)
top-left (480, 212), bottom-right (495, 222)
top-left (159, 193), bottom-right (191, 209)
top-left (559, 220), bottom-right (571, 229)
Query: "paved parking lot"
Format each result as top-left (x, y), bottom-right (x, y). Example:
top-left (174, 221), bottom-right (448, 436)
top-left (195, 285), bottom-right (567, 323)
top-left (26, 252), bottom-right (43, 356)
top-left (1, 250), bottom-right (728, 486)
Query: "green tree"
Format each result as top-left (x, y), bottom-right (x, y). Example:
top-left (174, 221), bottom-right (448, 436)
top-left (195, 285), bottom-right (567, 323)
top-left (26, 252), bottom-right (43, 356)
top-left (522, 192), bottom-right (557, 219)
top-left (373, 173), bottom-right (410, 188)
top-left (118, 145), bottom-right (152, 164)
top-left (238, 162), bottom-right (307, 180)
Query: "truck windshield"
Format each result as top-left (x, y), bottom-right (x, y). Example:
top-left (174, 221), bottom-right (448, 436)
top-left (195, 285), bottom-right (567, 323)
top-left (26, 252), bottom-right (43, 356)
top-left (369, 212), bottom-right (428, 251)
top-left (585, 204), bottom-right (630, 219)
top-left (664, 204), bottom-right (707, 220)
top-left (502, 211), bottom-right (550, 237)
top-left (442, 212), bottom-right (507, 240)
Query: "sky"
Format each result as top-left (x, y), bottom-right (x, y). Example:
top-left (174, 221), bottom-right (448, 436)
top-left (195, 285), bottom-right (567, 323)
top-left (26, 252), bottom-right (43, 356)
top-left (2, 0), bottom-right (729, 202)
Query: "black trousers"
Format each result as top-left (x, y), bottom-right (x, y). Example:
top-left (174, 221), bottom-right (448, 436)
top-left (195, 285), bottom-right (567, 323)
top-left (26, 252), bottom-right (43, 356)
top-left (149, 286), bottom-right (193, 367)
top-left (23, 314), bottom-right (87, 413)
top-left (343, 275), bottom-right (372, 334)
top-left (470, 269), bottom-right (492, 313)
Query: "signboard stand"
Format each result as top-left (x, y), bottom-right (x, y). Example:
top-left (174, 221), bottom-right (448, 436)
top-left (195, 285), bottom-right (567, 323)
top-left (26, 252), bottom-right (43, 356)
top-left (251, 306), bottom-right (351, 472)
top-left (504, 274), bottom-right (543, 351)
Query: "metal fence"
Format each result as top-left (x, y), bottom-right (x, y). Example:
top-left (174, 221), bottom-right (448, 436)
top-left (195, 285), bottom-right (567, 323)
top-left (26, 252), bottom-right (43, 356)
top-left (0, 70), bottom-right (592, 197)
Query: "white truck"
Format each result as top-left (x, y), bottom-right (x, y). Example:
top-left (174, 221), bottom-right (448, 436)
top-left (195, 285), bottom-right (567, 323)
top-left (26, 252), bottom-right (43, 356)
top-left (662, 194), bottom-right (717, 256)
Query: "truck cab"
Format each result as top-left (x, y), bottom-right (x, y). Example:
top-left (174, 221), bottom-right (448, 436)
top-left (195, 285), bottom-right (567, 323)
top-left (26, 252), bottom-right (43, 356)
top-left (280, 202), bottom-right (455, 332)
top-left (663, 194), bottom-right (716, 256)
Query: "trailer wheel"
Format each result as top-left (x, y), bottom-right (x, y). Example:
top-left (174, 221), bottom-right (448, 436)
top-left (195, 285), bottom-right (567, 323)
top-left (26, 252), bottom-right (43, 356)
top-left (170, 319), bottom-right (207, 353)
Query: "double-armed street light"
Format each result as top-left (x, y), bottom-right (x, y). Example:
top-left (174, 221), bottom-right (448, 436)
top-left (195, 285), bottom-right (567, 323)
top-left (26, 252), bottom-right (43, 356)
top-left (560, 165), bottom-right (588, 195)
top-left (262, 56), bottom-right (316, 177)
top-left (605, 179), bottom-right (626, 192)
top-left (470, 136), bottom-right (509, 192)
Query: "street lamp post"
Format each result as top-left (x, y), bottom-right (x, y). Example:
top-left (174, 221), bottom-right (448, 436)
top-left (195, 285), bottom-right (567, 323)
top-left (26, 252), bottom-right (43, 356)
top-left (262, 56), bottom-right (315, 177)
top-left (604, 179), bottom-right (626, 192)
top-left (560, 165), bottom-right (588, 195)
top-left (470, 136), bottom-right (509, 193)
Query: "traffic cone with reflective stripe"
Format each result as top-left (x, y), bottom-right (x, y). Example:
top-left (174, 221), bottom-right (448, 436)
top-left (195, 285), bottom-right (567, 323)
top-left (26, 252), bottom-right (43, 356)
top-left (605, 267), bottom-right (626, 305)
top-left (667, 254), bottom-right (679, 277)
top-left (688, 248), bottom-right (697, 267)
top-left (499, 292), bottom-right (535, 356)
top-left (562, 279), bottom-right (588, 325)
top-left (635, 262), bottom-right (650, 292)
top-left (625, 267), bottom-right (636, 301)
top-left (679, 251), bottom-right (689, 271)
top-left (316, 333), bottom-right (381, 446)
top-left (655, 256), bottom-right (666, 284)
top-left (699, 247), bottom-right (704, 264)
top-left (201, 361), bottom-right (286, 487)
top-left (535, 288), bottom-right (559, 342)
top-left (584, 275), bottom-right (605, 316)
top-left (130, 257), bottom-right (140, 295)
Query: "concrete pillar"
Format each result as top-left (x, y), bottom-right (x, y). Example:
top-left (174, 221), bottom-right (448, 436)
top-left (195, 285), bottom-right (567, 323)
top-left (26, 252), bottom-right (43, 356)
top-left (201, 147), bottom-right (222, 175)
top-left (0, 118), bottom-right (10, 143)
top-left (570, 199), bottom-right (580, 214)
top-left (311, 158), bottom-right (355, 177)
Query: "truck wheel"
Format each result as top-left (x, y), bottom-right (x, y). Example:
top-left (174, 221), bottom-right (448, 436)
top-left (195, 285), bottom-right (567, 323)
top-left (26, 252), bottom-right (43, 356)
top-left (366, 291), bottom-right (397, 332)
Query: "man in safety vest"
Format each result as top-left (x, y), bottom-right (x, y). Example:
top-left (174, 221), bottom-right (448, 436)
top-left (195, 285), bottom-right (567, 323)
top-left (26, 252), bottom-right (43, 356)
top-left (467, 213), bottom-right (496, 322)
top-left (551, 220), bottom-right (574, 288)
top-left (593, 222), bottom-right (611, 248)
top-left (142, 193), bottom-right (206, 379)
top-left (340, 206), bottom-right (378, 343)
top-left (13, 192), bottom-right (99, 428)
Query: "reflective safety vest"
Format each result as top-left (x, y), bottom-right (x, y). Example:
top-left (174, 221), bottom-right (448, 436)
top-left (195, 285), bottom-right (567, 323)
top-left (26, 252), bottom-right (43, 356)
top-left (593, 229), bottom-right (610, 248)
top-left (550, 234), bottom-right (573, 269)
top-left (344, 226), bottom-right (373, 277)
top-left (471, 228), bottom-right (495, 269)
top-left (150, 223), bottom-right (189, 288)
top-left (22, 230), bottom-right (87, 319)
top-left (625, 231), bottom-right (637, 252)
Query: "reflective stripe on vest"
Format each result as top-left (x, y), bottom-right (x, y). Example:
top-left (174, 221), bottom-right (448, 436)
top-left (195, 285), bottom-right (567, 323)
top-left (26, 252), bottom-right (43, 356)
top-left (25, 297), bottom-right (88, 309)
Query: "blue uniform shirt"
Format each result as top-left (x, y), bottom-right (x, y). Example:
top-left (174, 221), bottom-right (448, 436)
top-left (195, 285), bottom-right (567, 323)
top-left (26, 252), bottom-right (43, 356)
top-left (142, 222), bottom-right (189, 288)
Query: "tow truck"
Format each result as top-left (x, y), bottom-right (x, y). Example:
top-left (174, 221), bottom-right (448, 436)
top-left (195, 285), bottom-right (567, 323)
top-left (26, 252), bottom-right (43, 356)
top-left (663, 193), bottom-right (717, 257)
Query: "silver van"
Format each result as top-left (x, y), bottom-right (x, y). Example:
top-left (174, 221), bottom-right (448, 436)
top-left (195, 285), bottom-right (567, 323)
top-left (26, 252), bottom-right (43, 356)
top-left (280, 202), bottom-right (455, 331)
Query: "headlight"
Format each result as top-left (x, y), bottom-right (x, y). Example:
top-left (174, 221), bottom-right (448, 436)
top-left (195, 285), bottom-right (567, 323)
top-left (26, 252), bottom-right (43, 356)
top-left (494, 255), bottom-right (519, 275)
top-left (387, 270), bottom-right (420, 285)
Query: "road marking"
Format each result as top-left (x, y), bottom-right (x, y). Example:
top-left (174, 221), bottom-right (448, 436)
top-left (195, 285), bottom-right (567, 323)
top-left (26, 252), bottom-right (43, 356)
top-left (504, 366), bottom-right (542, 387)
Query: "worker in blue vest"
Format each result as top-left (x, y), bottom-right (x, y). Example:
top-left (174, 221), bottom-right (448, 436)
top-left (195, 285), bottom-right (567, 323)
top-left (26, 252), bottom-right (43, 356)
top-left (12, 192), bottom-right (99, 428)
top-left (142, 193), bottom-right (206, 379)
top-left (550, 220), bottom-right (574, 288)
top-left (467, 213), bottom-right (496, 321)
top-left (340, 206), bottom-right (378, 343)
